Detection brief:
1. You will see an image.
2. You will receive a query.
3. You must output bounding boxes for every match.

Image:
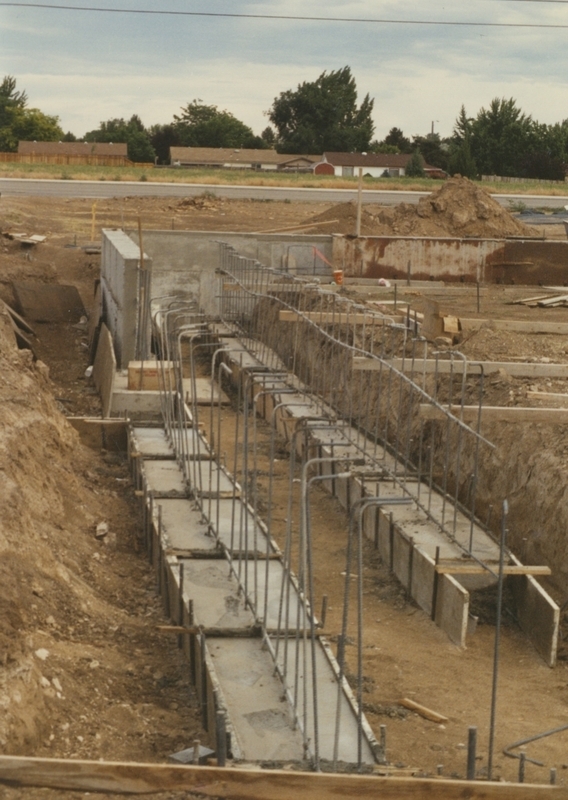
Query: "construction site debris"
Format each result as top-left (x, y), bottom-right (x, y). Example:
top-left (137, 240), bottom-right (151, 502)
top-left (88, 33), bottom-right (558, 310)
top-left (307, 177), bottom-right (537, 238)
top-left (399, 698), bottom-right (449, 724)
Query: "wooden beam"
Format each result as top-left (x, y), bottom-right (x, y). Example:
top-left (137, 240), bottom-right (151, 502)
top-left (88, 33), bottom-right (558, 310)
top-left (0, 756), bottom-right (564, 799)
top-left (353, 358), bottom-right (568, 378)
top-left (255, 218), bottom-right (339, 234)
top-left (419, 404), bottom-right (568, 423)
top-left (435, 565), bottom-right (551, 576)
top-left (527, 391), bottom-right (568, 406)
top-left (460, 318), bottom-right (568, 335)
top-left (279, 310), bottom-right (403, 325)
top-left (399, 698), bottom-right (448, 723)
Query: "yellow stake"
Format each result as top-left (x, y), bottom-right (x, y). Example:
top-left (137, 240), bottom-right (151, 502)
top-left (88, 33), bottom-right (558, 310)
top-left (91, 202), bottom-right (97, 242)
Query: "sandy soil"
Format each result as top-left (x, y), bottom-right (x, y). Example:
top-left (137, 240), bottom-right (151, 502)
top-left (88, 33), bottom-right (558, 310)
top-left (1, 189), bottom-right (568, 796)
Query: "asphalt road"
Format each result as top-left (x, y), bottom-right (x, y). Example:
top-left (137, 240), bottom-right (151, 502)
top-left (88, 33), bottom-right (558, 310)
top-left (1, 177), bottom-right (568, 209)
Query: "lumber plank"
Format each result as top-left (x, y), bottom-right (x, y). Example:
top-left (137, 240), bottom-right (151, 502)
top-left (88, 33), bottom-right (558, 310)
top-left (538, 294), bottom-right (568, 307)
top-left (511, 293), bottom-right (557, 306)
top-left (435, 565), bottom-right (551, 576)
top-left (420, 404), bottom-right (568, 423)
top-left (528, 391), bottom-right (568, 406)
top-left (353, 357), bottom-right (568, 378)
top-left (0, 298), bottom-right (36, 335)
top-left (460, 318), bottom-right (568, 335)
top-left (0, 756), bottom-right (564, 798)
top-left (399, 698), bottom-right (449, 723)
top-left (279, 309), bottom-right (402, 325)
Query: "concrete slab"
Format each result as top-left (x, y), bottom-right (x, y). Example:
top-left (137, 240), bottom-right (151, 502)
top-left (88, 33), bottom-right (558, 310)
top-left (204, 497), bottom-right (276, 555)
top-left (132, 427), bottom-right (174, 459)
top-left (189, 461), bottom-right (239, 498)
top-left (143, 459), bottom-right (187, 497)
top-left (206, 638), bottom-right (305, 762)
top-left (172, 427), bottom-right (212, 460)
top-left (178, 559), bottom-right (256, 629)
top-left (111, 389), bottom-right (162, 419)
top-left (239, 559), bottom-right (304, 630)
top-left (153, 498), bottom-right (213, 551)
top-left (182, 377), bottom-right (230, 405)
top-left (273, 638), bottom-right (376, 764)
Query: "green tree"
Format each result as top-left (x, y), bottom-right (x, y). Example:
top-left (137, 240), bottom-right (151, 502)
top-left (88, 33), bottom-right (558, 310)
top-left (174, 100), bottom-right (265, 149)
top-left (267, 66), bottom-right (374, 154)
top-left (0, 75), bottom-right (27, 127)
top-left (448, 137), bottom-right (478, 179)
top-left (453, 105), bottom-right (473, 144)
top-left (405, 150), bottom-right (425, 178)
top-left (261, 126), bottom-right (276, 146)
top-left (149, 122), bottom-right (184, 164)
top-left (468, 98), bottom-right (536, 177)
top-left (382, 127), bottom-right (412, 153)
top-left (0, 75), bottom-right (63, 151)
top-left (411, 132), bottom-right (449, 170)
top-left (84, 115), bottom-right (156, 162)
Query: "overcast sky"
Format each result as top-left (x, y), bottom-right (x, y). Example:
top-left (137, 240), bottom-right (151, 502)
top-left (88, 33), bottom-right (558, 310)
top-left (1, 0), bottom-right (567, 142)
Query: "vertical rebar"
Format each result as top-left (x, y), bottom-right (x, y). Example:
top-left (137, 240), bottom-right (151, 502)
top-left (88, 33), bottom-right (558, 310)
top-left (487, 499), bottom-right (508, 781)
top-left (467, 726), bottom-right (477, 780)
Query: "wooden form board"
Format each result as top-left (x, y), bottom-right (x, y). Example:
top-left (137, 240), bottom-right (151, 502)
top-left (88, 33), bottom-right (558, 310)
top-left (435, 565), bottom-right (551, 576)
top-left (460, 318), bottom-right (568, 335)
top-left (279, 309), bottom-right (403, 325)
top-left (420, 404), bottom-right (568, 423)
top-left (509, 555), bottom-right (560, 668)
top-left (92, 323), bottom-right (116, 419)
top-left (353, 357), bottom-right (568, 379)
top-left (528, 391), bottom-right (568, 406)
top-left (0, 756), bottom-right (564, 798)
top-left (67, 418), bottom-right (127, 452)
top-left (127, 360), bottom-right (175, 391)
top-left (12, 281), bottom-right (86, 323)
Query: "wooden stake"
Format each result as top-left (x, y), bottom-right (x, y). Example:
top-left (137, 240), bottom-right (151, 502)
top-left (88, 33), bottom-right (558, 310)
top-left (356, 167), bottom-right (363, 237)
top-left (91, 202), bottom-right (97, 242)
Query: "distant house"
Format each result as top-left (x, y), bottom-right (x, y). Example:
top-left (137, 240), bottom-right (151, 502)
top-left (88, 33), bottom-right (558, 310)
top-left (314, 152), bottom-right (444, 178)
top-left (277, 155), bottom-right (321, 172)
top-left (171, 147), bottom-right (281, 170)
top-left (17, 141), bottom-right (130, 166)
top-left (169, 147), bottom-right (320, 172)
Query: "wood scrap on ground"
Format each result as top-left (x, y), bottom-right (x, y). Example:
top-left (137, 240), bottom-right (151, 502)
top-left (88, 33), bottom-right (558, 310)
top-left (399, 698), bottom-right (449, 724)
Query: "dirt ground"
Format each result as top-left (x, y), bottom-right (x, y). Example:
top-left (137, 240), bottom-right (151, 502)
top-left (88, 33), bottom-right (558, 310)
top-left (1, 189), bottom-right (568, 795)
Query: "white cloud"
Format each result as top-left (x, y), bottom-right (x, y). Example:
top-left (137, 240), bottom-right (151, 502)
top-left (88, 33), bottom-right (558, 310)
top-left (1, 0), bottom-right (567, 140)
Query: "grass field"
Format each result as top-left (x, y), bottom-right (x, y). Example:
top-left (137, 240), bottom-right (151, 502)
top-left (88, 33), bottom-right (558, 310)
top-left (2, 161), bottom-right (568, 196)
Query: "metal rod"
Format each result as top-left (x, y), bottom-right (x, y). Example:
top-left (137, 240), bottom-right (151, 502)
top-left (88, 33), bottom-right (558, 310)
top-left (467, 726), bottom-right (477, 780)
top-left (487, 499), bottom-right (508, 781)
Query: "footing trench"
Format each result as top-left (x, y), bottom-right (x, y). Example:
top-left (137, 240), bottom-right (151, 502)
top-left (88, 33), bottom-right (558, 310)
top-left (118, 243), bottom-right (560, 774)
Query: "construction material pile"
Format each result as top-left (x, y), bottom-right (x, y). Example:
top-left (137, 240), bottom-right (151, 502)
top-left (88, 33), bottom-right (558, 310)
top-left (307, 177), bottom-right (537, 238)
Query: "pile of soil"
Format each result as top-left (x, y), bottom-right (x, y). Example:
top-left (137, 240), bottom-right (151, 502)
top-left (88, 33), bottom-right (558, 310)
top-left (308, 177), bottom-right (537, 238)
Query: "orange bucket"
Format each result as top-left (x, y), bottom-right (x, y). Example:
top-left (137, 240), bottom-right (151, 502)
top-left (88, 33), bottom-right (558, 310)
top-left (333, 269), bottom-right (344, 285)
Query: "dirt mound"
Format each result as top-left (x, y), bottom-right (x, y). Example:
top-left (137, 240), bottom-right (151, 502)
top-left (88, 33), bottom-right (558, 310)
top-left (308, 177), bottom-right (537, 238)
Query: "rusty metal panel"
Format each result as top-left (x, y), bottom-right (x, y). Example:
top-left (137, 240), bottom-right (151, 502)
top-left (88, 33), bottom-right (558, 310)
top-left (339, 235), bottom-right (568, 285)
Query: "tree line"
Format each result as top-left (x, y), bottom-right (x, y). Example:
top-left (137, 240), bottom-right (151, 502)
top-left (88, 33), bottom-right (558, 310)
top-left (1, 70), bottom-right (567, 180)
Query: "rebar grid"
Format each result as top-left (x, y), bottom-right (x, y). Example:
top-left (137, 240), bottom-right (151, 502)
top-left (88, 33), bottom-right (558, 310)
top-left (150, 294), bottom-right (383, 768)
top-left (144, 247), bottom-right (505, 771)
top-left (217, 243), bottom-right (494, 556)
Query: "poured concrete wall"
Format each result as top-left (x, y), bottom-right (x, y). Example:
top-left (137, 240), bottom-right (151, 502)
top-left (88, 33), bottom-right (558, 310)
top-left (125, 230), bottom-right (334, 318)
top-left (101, 229), bottom-right (334, 365)
top-left (101, 229), bottom-right (151, 368)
